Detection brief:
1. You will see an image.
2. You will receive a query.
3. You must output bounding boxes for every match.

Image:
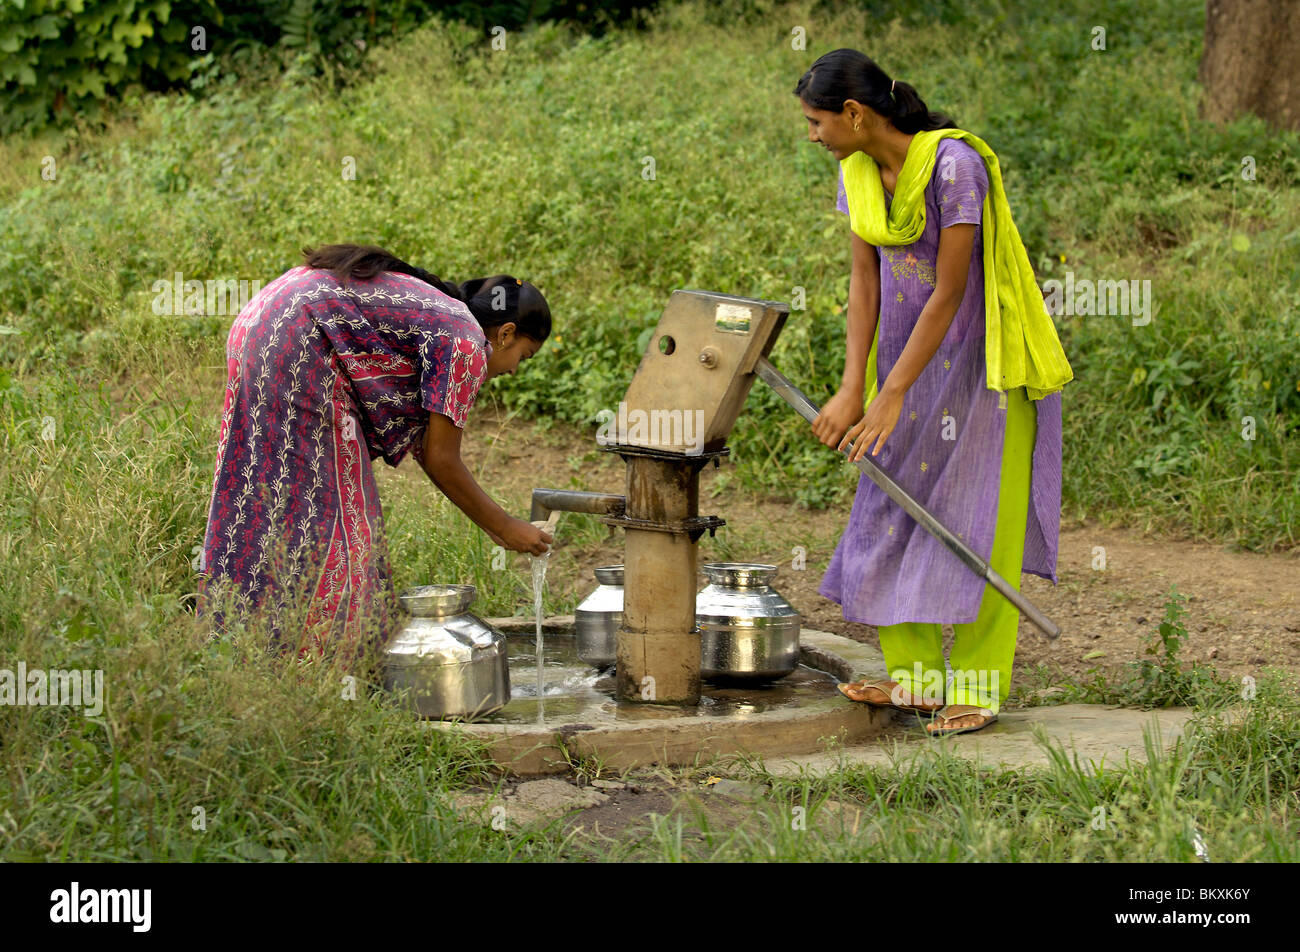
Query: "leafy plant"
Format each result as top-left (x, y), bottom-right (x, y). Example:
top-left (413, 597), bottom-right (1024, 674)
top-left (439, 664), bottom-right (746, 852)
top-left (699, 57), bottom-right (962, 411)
top-left (1071, 586), bottom-right (1238, 709)
top-left (0, 0), bottom-right (224, 134)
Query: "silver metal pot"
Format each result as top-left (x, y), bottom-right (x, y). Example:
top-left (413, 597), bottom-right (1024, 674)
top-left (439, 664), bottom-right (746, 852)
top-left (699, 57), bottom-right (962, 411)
top-left (383, 584), bottom-right (510, 719)
top-left (575, 565), bottom-right (623, 669)
top-left (696, 563), bottom-right (800, 682)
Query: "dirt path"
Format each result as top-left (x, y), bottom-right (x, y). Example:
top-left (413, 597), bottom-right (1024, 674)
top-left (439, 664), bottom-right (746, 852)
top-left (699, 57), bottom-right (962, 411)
top-left (394, 401), bottom-right (1300, 691)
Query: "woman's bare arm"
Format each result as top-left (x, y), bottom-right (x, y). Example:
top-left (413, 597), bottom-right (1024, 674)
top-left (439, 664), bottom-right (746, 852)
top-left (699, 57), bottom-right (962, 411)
top-left (811, 229), bottom-right (881, 447)
top-left (841, 222), bottom-right (977, 460)
top-left (420, 411), bottom-right (550, 554)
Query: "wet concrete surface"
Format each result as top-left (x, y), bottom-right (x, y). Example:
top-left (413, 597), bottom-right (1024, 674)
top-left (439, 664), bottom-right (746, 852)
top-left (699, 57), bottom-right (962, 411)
top-left (491, 624), bottom-right (841, 725)
top-left (438, 624), bottom-right (893, 775)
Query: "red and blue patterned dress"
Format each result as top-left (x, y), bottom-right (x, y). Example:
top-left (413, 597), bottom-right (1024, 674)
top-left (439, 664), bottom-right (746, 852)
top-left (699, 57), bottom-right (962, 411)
top-left (198, 266), bottom-right (490, 656)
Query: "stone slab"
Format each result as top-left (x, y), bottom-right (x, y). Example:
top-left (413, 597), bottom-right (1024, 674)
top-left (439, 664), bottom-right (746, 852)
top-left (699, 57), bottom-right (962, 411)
top-left (758, 703), bottom-right (1196, 776)
top-left (426, 624), bottom-right (1202, 783)
top-left (451, 778), bottom-right (609, 829)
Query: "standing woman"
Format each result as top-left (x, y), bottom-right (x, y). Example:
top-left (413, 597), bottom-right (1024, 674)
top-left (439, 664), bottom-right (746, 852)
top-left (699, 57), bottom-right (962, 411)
top-left (795, 50), bottom-right (1072, 735)
top-left (198, 244), bottom-right (553, 661)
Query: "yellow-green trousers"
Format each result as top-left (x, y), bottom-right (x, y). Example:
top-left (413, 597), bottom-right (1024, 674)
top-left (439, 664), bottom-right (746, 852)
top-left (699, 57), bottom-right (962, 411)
top-left (876, 385), bottom-right (1035, 715)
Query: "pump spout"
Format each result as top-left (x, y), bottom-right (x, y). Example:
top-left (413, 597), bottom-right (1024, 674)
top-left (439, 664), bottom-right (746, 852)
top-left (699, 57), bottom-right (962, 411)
top-left (529, 488), bottom-right (626, 523)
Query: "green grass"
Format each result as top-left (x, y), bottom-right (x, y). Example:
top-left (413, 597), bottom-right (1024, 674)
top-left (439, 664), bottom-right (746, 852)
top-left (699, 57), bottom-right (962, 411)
top-left (2, 0), bottom-right (1298, 861)
top-left (553, 670), bottom-right (1299, 862)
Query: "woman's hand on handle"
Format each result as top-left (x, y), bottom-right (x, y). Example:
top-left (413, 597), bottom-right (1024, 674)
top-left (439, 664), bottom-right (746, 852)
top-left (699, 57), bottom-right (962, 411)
top-left (811, 388), bottom-right (864, 448)
top-left (815, 231), bottom-right (880, 449)
top-left (840, 387), bottom-right (904, 461)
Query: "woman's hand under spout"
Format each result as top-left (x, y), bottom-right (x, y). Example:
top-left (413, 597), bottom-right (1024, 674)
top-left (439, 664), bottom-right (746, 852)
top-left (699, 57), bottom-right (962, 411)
top-left (492, 519), bottom-right (552, 555)
top-left (421, 411), bottom-right (552, 555)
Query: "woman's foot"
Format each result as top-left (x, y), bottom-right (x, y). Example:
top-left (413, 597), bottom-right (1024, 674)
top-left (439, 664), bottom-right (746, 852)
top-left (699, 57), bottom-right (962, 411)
top-left (837, 679), bottom-right (943, 713)
top-left (925, 704), bottom-right (998, 736)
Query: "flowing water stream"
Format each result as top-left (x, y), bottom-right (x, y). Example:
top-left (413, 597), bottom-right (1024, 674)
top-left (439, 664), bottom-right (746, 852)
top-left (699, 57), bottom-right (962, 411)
top-left (528, 512), bottom-right (561, 723)
top-left (531, 551), bottom-right (549, 724)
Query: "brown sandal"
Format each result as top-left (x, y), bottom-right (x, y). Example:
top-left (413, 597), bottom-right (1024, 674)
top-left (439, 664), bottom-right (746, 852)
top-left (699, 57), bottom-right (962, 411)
top-left (925, 704), bottom-right (999, 736)
top-left (837, 679), bottom-right (943, 714)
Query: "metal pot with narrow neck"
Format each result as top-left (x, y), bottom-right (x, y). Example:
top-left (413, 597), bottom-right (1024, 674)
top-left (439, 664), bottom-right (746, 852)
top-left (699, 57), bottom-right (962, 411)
top-left (575, 565), bottom-right (623, 669)
top-left (383, 584), bottom-right (510, 719)
top-left (696, 562), bottom-right (801, 682)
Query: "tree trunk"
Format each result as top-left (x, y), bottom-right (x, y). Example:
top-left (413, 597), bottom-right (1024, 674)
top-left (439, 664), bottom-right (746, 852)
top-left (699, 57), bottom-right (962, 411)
top-left (1199, 0), bottom-right (1300, 131)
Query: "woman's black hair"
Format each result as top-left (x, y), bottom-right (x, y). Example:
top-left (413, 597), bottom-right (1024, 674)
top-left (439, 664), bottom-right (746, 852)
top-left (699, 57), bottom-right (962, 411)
top-left (302, 244), bottom-right (551, 343)
top-left (794, 48), bottom-right (957, 134)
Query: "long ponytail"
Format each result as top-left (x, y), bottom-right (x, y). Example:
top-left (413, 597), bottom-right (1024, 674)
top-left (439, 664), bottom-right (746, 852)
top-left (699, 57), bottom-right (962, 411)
top-left (303, 244), bottom-right (462, 301)
top-left (302, 244), bottom-right (551, 342)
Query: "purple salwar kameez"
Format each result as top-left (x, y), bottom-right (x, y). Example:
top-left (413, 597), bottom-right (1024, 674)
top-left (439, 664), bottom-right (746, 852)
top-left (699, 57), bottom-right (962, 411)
top-left (819, 139), bottom-right (1063, 626)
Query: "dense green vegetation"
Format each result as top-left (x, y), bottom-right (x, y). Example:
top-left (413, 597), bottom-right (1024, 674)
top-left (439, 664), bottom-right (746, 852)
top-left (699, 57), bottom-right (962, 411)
top-left (1, 0), bottom-right (1297, 861)
top-left (0, 0), bottom-right (654, 134)
top-left (3, 0), bottom-right (1297, 539)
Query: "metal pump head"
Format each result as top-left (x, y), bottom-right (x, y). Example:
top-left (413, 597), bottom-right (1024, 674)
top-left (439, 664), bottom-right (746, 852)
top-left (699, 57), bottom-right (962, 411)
top-left (612, 290), bottom-right (789, 455)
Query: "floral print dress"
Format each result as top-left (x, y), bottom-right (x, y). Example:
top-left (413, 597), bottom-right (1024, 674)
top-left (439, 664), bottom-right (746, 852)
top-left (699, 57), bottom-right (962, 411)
top-left (198, 266), bottom-right (490, 655)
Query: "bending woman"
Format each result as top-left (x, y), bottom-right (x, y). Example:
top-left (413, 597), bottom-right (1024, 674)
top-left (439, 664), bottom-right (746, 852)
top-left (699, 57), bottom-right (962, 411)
top-left (198, 244), bottom-right (553, 659)
top-left (795, 50), bottom-right (1072, 735)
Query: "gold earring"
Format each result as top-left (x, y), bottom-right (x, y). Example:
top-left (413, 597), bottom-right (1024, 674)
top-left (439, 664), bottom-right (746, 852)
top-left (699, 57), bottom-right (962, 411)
top-left (854, 122), bottom-right (860, 131)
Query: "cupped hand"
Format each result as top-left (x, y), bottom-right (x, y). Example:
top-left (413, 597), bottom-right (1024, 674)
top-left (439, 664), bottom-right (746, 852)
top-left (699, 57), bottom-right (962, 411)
top-left (839, 389), bottom-right (904, 462)
top-left (496, 518), bottom-right (553, 556)
top-left (810, 388), bottom-right (864, 448)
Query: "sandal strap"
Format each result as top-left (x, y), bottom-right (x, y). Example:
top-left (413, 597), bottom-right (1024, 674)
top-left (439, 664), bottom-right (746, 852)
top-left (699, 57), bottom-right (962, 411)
top-left (845, 681), bottom-right (894, 701)
top-left (934, 705), bottom-right (994, 724)
top-left (849, 679), bottom-right (897, 691)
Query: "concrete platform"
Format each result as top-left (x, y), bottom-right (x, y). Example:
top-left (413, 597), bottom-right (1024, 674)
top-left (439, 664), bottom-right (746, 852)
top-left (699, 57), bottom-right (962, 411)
top-left (432, 621), bottom-right (1198, 778)
top-left (758, 704), bottom-right (1195, 777)
top-left (432, 624), bottom-right (894, 776)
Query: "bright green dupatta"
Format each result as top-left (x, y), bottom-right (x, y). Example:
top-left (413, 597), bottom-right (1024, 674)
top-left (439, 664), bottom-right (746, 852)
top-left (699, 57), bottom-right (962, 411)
top-left (841, 129), bottom-right (1073, 400)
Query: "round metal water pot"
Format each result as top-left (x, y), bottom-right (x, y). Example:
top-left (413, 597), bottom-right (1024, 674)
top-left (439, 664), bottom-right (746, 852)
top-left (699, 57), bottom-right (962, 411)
top-left (575, 565), bottom-right (623, 669)
top-left (383, 585), bottom-right (510, 719)
top-left (696, 563), bottom-right (800, 682)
